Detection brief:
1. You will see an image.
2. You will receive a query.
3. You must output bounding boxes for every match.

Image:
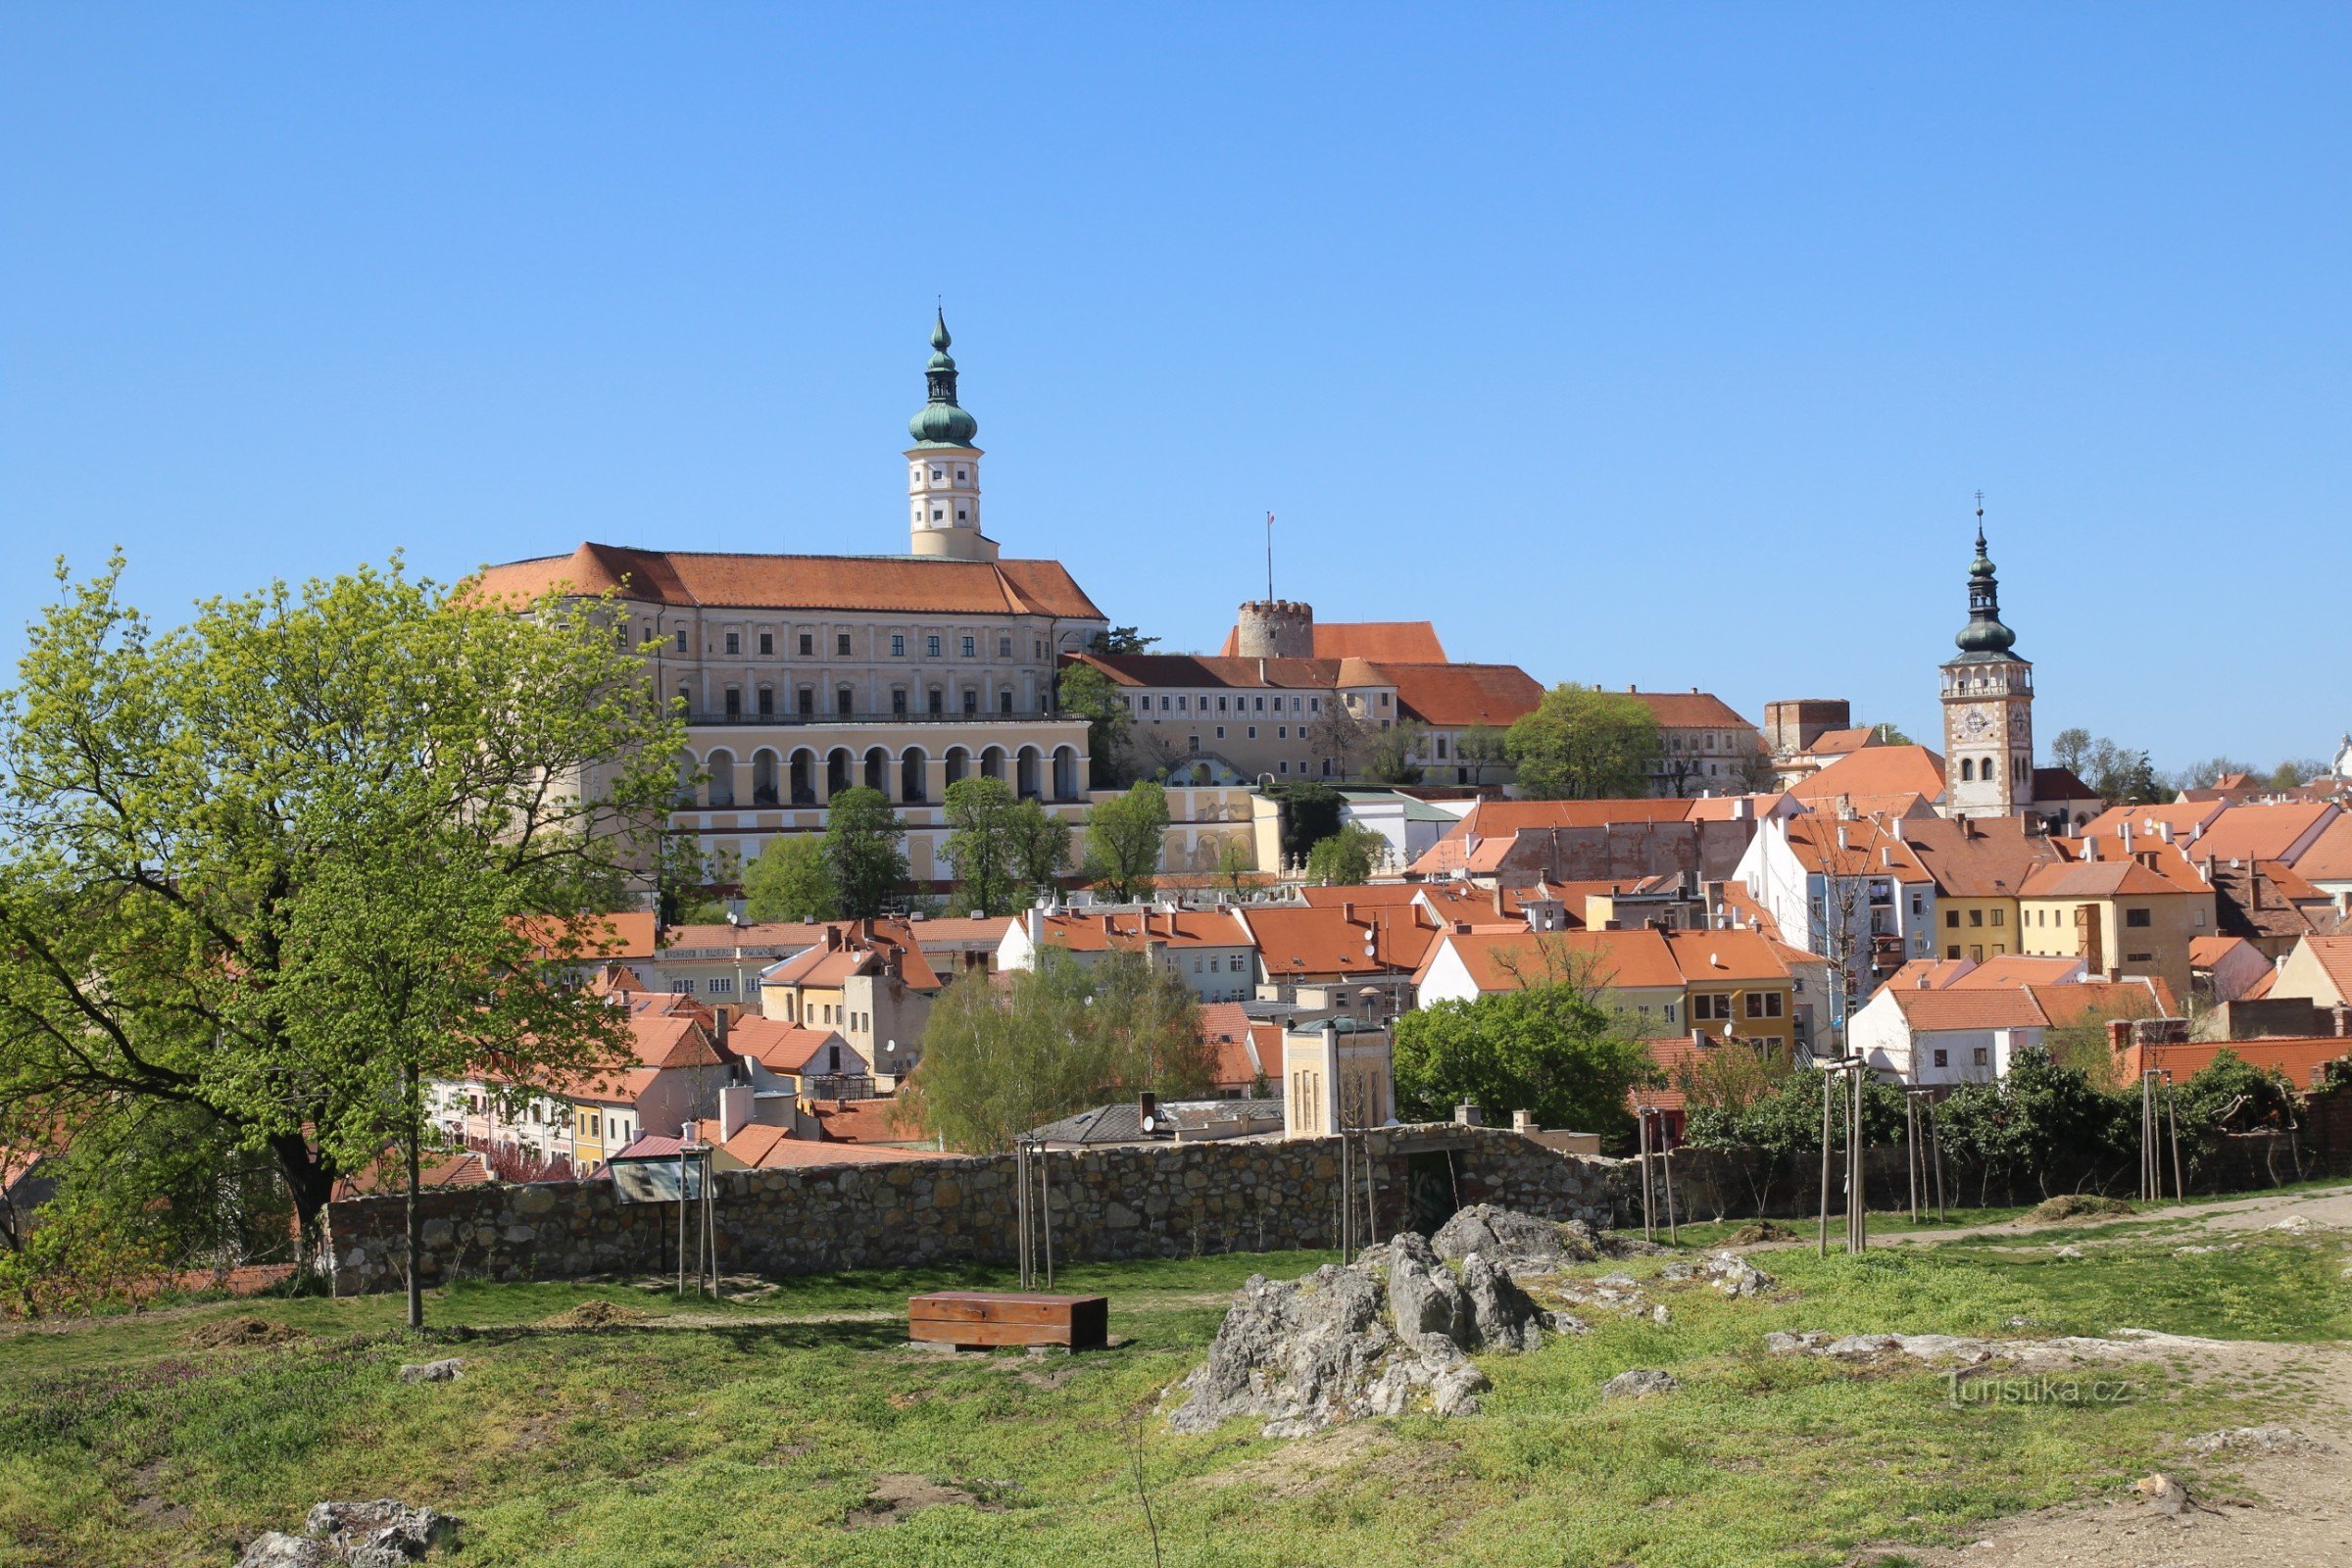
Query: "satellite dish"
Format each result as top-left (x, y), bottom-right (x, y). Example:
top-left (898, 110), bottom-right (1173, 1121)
top-left (1140, 1113), bottom-right (1157, 1133)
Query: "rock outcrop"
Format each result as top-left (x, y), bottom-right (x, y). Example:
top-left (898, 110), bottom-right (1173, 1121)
top-left (237, 1499), bottom-right (459, 1568)
top-left (1600, 1368), bottom-right (1679, 1400)
top-left (1764, 1325), bottom-right (2230, 1371)
top-left (1659, 1251), bottom-right (1775, 1298)
top-left (1169, 1230), bottom-right (1557, 1438)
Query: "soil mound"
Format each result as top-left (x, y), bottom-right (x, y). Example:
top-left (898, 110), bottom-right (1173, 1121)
top-left (188, 1315), bottom-right (309, 1349)
top-left (538, 1300), bottom-right (652, 1330)
top-left (1729, 1221), bottom-right (1799, 1245)
top-left (2028, 1194), bottom-right (2135, 1222)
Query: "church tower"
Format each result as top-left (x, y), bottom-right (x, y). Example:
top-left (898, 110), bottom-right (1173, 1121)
top-left (1939, 503), bottom-right (2035, 818)
top-left (906, 310), bottom-right (997, 562)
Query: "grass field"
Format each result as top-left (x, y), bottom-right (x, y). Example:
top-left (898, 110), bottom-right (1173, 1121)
top-left (3, 1223), bottom-right (2347, 1568)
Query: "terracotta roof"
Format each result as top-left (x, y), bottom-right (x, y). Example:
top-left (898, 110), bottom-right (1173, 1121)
top-left (660, 921), bottom-right (829, 956)
top-left (2020, 858), bottom-right (2194, 899)
top-left (1887, 988), bottom-right (2049, 1031)
top-left (2292, 814), bottom-right (2352, 883)
top-left (2242, 965), bottom-right (2278, 1000)
top-left (727, 1017), bottom-right (855, 1075)
top-left (1883, 957), bottom-right (1978, 991)
top-left (2186, 803), bottom-right (2338, 863)
top-left (1217, 620), bottom-right (1449, 662)
top-left (1430, 928), bottom-right (1684, 993)
top-left (1781, 814), bottom-right (1934, 882)
top-left (514, 912), bottom-right (660, 962)
top-left (1947, 955), bottom-right (2086, 988)
top-left (2025, 978), bottom-right (2178, 1026)
top-left (1621, 689), bottom-right (1757, 730)
top-left (901, 916), bottom-right (1017, 945)
top-left (1788, 744), bottom-right (1946, 805)
top-left (2123, 1037), bottom-right (2352, 1090)
top-left (1660, 929), bottom-right (1792, 984)
top-left (2296, 935), bottom-right (2352, 1002)
top-left (1199, 1002), bottom-right (1277, 1088)
top-left (2077, 802), bottom-right (2226, 843)
top-left (2190, 935), bottom-right (2258, 968)
top-left (1378, 662), bottom-right (1544, 728)
top-left (1713, 882), bottom-right (1786, 942)
top-left (333, 1150), bottom-right (493, 1200)
top-left (1238, 905), bottom-right (1439, 975)
top-left (1412, 884), bottom-right (1531, 932)
top-left (1065, 652), bottom-right (1389, 691)
top-left (725, 1122), bottom-right (930, 1167)
top-left (471, 542), bottom-right (1104, 619)
top-left (806, 1098), bottom-right (915, 1145)
top-left (1807, 726), bottom-right (1884, 755)
top-left (761, 921), bottom-right (945, 991)
top-left (1895, 815), bottom-right (2064, 899)
top-left (1032, 909), bottom-right (1253, 953)
top-left (627, 1014), bottom-right (727, 1071)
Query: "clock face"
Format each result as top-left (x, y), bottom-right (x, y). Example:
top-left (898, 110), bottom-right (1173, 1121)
top-left (1962, 708), bottom-right (1991, 738)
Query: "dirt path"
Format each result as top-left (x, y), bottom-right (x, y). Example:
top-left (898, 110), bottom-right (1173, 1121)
top-left (1892, 1337), bottom-right (2352, 1567)
top-left (1728, 1182), bottom-right (2352, 1256)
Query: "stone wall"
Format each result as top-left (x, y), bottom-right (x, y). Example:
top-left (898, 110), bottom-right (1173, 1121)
top-left (322, 1124), bottom-right (1626, 1298)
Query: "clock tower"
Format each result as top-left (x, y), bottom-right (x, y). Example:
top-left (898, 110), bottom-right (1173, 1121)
top-left (1939, 504), bottom-right (2035, 818)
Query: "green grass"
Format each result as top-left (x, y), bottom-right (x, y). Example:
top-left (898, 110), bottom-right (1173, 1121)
top-left (1, 1234), bottom-right (2344, 1567)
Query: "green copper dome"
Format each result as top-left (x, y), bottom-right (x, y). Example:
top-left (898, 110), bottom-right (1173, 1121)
top-left (1952, 521), bottom-right (2021, 660)
top-left (908, 308), bottom-right (979, 447)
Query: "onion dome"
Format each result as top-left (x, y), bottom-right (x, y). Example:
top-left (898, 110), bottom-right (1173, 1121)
top-left (1953, 519), bottom-right (2021, 659)
top-left (907, 308), bottom-right (979, 447)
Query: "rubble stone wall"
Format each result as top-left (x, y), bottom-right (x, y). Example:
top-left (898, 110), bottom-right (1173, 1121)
top-left (322, 1124), bottom-right (1626, 1297)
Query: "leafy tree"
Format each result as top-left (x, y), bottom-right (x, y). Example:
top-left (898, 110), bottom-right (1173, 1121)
top-left (741, 835), bottom-right (839, 923)
top-left (1504, 683), bottom-right (1663, 800)
top-left (822, 787), bottom-right (908, 919)
top-left (1213, 833), bottom-right (1258, 897)
top-left (942, 776), bottom-right (1020, 917)
top-left (2176, 756), bottom-right (2254, 792)
top-left (894, 949), bottom-right (1210, 1152)
top-left (1090, 626), bottom-right (1160, 656)
top-left (1364, 718), bottom-right (1427, 785)
top-left (1005, 798), bottom-right (1075, 903)
top-left (658, 835), bottom-right (730, 925)
top-left (2171, 1049), bottom-right (2301, 1184)
top-left (1081, 781), bottom-right (1169, 901)
top-left (1266, 780), bottom-right (1344, 864)
top-left (1393, 980), bottom-right (1657, 1137)
top-left (1683, 1064), bottom-right (1910, 1210)
top-left (1671, 1039), bottom-right (1792, 1117)
top-left (1304, 825), bottom-right (1386, 886)
top-left (1935, 1049), bottom-right (2132, 1201)
top-left (1055, 662), bottom-right (1135, 787)
top-left (2040, 990), bottom-right (2164, 1087)
top-left (1862, 721), bottom-right (1912, 745)
top-left (1456, 723), bottom-right (1510, 786)
top-left (2116, 751), bottom-right (2167, 806)
top-left (0, 556), bottom-right (677, 1315)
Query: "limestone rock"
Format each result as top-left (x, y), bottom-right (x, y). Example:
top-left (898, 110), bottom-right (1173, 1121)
top-left (2185, 1425), bottom-right (2335, 1456)
top-left (1382, 1233), bottom-right (1471, 1344)
top-left (1659, 1250), bottom-right (1774, 1298)
top-left (1601, 1368), bottom-right (1679, 1400)
top-left (238, 1498), bottom-right (460, 1567)
top-left (396, 1358), bottom-right (465, 1385)
top-left (1431, 1203), bottom-right (1597, 1272)
top-left (238, 1535), bottom-right (331, 1568)
top-left (1460, 1251), bottom-right (1545, 1352)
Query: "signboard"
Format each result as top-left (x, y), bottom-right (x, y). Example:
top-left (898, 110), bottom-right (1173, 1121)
top-left (609, 1151), bottom-right (712, 1204)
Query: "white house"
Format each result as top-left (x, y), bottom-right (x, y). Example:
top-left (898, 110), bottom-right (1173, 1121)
top-left (1848, 984), bottom-right (2045, 1086)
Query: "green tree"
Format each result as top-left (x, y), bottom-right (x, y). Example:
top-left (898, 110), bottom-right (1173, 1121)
top-left (1862, 721), bottom-right (1912, 745)
top-left (1081, 781), bottom-right (1169, 901)
top-left (894, 949), bottom-right (1210, 1152)
top-left (1213, 833), bottom-right (1257, 897)
top-left (658, 835), bottom-right (730, 925)
top-left (1006, 797), bottom-right (1075, 902)
top-left (0, 556), bottom-right (677, 1320)
top-left (1456, 723), bottom-right (1509, 786)
top-left (1304, 824), bottom-right (1386, 886)
top-left (1936, 1049), bottom-right (2133, 1202)
top-left (822, 787), bottom-right (908, 919)
top-left (942, 776), bottom-right (1019, 917)
top-left (1267, 780), bottom-right (1344, 865)
top-left (1090, 626), bottom-right (1160, 655)
top-left (1364, 718), bottom-right (1427, 785)
top-left (1055, 662), bottom-right (1135, 788)
top-left (1504, 683), bottom-right (1664, 800)
top-left (1393, 978), bottom-right (1657, 1137)
top-left (741, 835), bottom-right (839, 923)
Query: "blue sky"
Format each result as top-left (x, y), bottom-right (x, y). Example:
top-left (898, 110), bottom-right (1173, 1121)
top-left (4, 5), bottom-right (2347, 770)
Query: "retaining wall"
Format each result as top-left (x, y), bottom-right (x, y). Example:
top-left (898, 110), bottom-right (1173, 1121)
top-left (322, 1124), bottom-right (1626, 1297)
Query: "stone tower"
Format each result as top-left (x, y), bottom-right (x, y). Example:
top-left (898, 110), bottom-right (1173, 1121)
top-left (1233, 599), bottom-right (1315, 659)
top-left (906, 310), bottom-right (996, 563)
top-left (1939, 506), bottom-right (2035, 818)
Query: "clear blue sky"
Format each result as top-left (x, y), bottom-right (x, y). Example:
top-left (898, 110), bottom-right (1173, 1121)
top-left (5, 5), bottom-right (2347, 771)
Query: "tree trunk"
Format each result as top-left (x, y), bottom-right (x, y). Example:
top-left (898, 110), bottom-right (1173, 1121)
top-left (406, 1062), bottom-right (424, 1331)
top-left (270, 1131), bottom-right (338, 1276)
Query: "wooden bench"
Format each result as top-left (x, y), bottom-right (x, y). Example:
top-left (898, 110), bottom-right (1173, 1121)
top-left (907, 1291), bottom-right (1108, 1351)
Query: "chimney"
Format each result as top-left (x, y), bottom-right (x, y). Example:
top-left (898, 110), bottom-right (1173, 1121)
top-left (2082, 836), bottom-right (2100, 861)
top-left (1453, 1102), bottom-right (1484, 1126)
top-left (2331, 1004), bottom-right (2351, 1039)
top-left (2120, 822), bottom-right (2133, 853)
top-left (2189, 819), bottom-right (2205, 844)
top-left (1026, 904), bottom-right (1045, 951)
top-left (1512, 1108), bottom-right (1538, 1134)
top-left (714, 1008), bottom-right (730, 1049)
top-left (2158, 820), bottom-right (2175, 844)
top-left (1137, 1090), bottom-right (1158, 1127)
top-left (1836, 824), bottom-right (1850, 852)
top-left (824, 925), bottom-right (843, 952)
top-left (1342, 901), bottom-right (1356, 923)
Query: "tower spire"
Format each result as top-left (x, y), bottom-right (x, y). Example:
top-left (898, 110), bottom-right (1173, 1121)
top-left (905, 309), bottom-right (993, 561)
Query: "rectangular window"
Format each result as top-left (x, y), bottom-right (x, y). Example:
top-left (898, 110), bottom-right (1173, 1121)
top-left (2127, 952), bottom-right (2154, 963)
top-left (1177, 696), bottom-right (1187, 711)
top-left (928, 688), bottom-right (943, 715)
top-left (927, 634), bottom-right (942, 658)
top-left (1973, 1047), bottom-right (1989, 1066)
top-left (891, 634), bottom-right (906, 657)
top-left (1693, 994), bottom-right (1732, 1020)
top-left (1991, 908), bottom-right (2005, 927)
top-left (837, 688), bottom-right (854, 716)
top-left (798, 687), bottom-right (814, 715)
top-left (999, 636), bottom-right (1012, 658)
top-left (1277, 724), bottom-right (1288, 739)
top-left (1000, 690), bottom-right (1013, 714)
top-left (1944, 909), bottom-right (1960, 928)
top-left (1215, 725), bottom-right (1225, 738)
top-left (838, 632), bottom-right (853, 656)
top-left (1278, 760), bottom-right (1288, 773)
top-left (961, 635), bottom-right (975, 658)
top-left (724, 631), bottom-right (740, 655)
top-left (759, 632), bottom-right (773, 656)
top-left (674, 628), bottom-right (688, 653)
top-left (891, 689), bottom-right (907, 716)
top-left (1247, 725), bottom-right (1257, 739)
top-left (1309, 698), bottom-right (1321, 712)
top-left (1969, 908), bottom-right (1984, 927)
top-left (723, 688), bottom-right (741, 717)
top-left (1254, 696), bottom-right (1265, 711)
top-left (963, 689), bottom-right (978, 714)
top-left (758, 686), bottom-right (774, 716)
top-left (1934, 1049), bottom-right (1948, 1068)
top-left (1159, 696), bottom-right (1170, 710)
top-left (800, 633), bottom-right (814, 657)
top-left (2125, 907), bottom-right (2152, 928)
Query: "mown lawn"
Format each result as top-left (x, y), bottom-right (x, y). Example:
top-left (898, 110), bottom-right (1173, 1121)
top-left (2, 1230), bottom-right (2345, 1567)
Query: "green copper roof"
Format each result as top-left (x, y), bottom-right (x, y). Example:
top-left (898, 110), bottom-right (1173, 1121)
top-left (1952, 520), bottom-right (2022, 660)
top-left (908, 308), bottom-right (979, 447)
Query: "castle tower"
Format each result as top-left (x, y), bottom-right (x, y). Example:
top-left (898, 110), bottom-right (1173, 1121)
top-left (906, 310), bottom-right (997, 563)
top-left (1233, 599), bottom-right (1315, 659)
top-left (1939, 505), bottom-right (2035, 818)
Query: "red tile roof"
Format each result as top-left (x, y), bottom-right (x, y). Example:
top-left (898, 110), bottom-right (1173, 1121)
top-left (1380, 662), bottom-right (1544, 728)
top-left (2293, 814), bottom-right (2352, 883)
top-left (1033, 908), bottom-right (1253, 953)
top-left (721, 1122), bottom-right (931, 1167)
top-left (1198, 1002), bottom-right (1278, 1089)
top-left (1238, 905), bottom-right (1440, 975)
top-left (1660, 929), bottom-right (1793, 985)
top-left (727, 1017), bottom-right (853, 1075)
top-left (1621, 689), bottom-right (1757, 730)
top-left (2122, 1037), bottom-right (2352, 1090)
top-left (1789, 744), bottom-right (1947, 805)
top-left (806, 1098), bottom-right (918, 1145)
top-left (471, 542), bottom-right (1104, 619)
top-left (1431, 928), bottom-right (1685, 993)
top-left (1064, 652), bottom-right (1389, 691)
top-left (514, 912), bottom-right (660, 962)
top-left (1217, 620), bottom-right (1449, 662)
top-left (1887, 987), bottom-right (2050, 1031)
top-left (661, 921), bottom-right (829, 955)
top-left (2025, 978), bottom-right (2178, 1026)
top-left (2019, 859), bottom-right (2193, 899)
top-left (1947, 955), bottom-right (2086, 988)
top-left (1894, 815), bottom-right (2064, 899)
top-left (2296, 935), bottom-right (2352, 1002)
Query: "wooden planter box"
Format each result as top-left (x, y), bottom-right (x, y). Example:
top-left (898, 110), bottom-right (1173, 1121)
top-left (907, 1291), bottom-right (1108, 1351)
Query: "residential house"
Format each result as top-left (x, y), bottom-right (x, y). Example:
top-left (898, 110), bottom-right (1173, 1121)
top-left (653, 920), bottom-right (828, 1005)
top-left (995, 906), bottom-right (1258, 1003)
top-left (1732, 808), bottom-right (1937, 1009)
top-left (758, 920), bottom-right (944, 1081)
top-left (1894, 814), bottom-right (2064, 964)
top-left (1660, 929), bottom-right (1800, 1055)
top-left (2190, 935), bottom-right (2276, 1004)
top-left (1617, 687), bottom-right (1768, 797)
top-left (1234, 901), bottom-right (1442, 1016)
top-left (2017, 838), bottom-right (2219, 999)
top-left (2271, 934), bottom-right (2352, 1009)
top-left (1200, 1001), bottom-right (1283, 1098)
top-left (1850, 985), bottom-right (2047, 1085)
top-left (725, 1015), bottom-right (870, 1124)
top-left (2205, 859), bottom-right (2343, 960)
top-left (1415, 927), bottom-right (1690, 1035)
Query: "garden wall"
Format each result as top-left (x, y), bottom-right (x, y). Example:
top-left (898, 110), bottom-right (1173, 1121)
top-left (321, 1124), bottom-right (1627, 1297)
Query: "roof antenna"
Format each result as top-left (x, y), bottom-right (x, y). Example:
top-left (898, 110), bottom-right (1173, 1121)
top-left (1265, 512), bottom-right (1275, 602)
